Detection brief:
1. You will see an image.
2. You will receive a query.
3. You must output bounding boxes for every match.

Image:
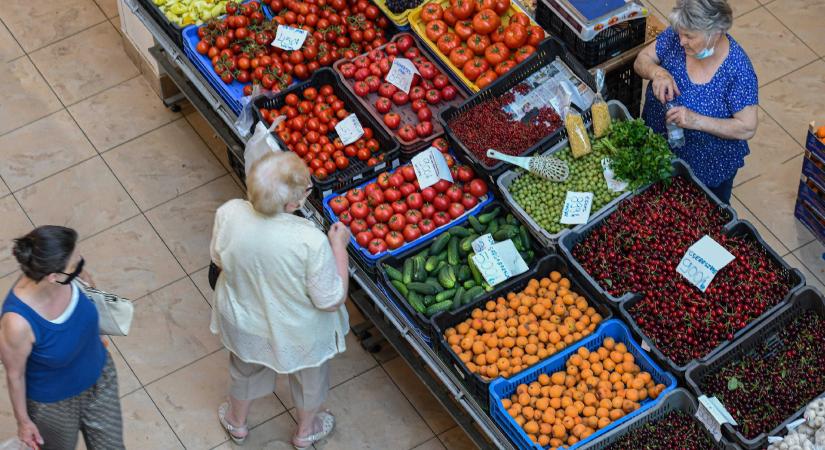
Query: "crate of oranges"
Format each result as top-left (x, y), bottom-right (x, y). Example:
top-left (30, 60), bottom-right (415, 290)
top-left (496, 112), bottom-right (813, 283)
top-left (433, 254), bottom-right (613, 407)
top-left (489, 319), bottom-right (676, 449)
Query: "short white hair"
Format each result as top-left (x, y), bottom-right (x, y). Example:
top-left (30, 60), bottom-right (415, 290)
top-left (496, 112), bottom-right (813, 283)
top-left (247, 152), bottom-right (310, 216)
top-left (669, 0), bottom-right (733, 34)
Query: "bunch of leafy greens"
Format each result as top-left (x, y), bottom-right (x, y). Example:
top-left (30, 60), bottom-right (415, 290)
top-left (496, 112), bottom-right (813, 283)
top-left (594, 119), bottom-right (674, 189)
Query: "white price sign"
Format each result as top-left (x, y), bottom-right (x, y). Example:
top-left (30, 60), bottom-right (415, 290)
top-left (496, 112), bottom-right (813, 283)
top-left (471, 240), bottom-right (528, 287)
top-left (601, 158), bottom-right (628, 193)
top-left (695, 395), bottom-right (737, 442)
top-left (471, 234), bottom-right (496, 253)
top-left (385, 58), bottom-right (419, 93)
top-left (676, 235), bottom-right (735, 292)
top-left (560, 192), bottom-right (594, 225)
top-left (412, 147), bottom-right (453, 189)
top-left (334, 113), bottom-right (364, 145)
top-left (272, 25), bottom-right (308, 51)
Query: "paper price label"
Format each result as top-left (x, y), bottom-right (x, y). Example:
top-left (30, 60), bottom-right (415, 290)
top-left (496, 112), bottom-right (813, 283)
top-left (412, 147), bottom-right (453, 189)
top-left (471, 234), bottom-right (496, 253)
top-left (696, 395), bottom-right (736, 442)
top-left (560, 192), bottom-right (594, 224)
top-left (385, 58), bottom-right (419, 93)
top-left (641, 340), bottom-right (651, 352)
top-left (272, 25), bottom-right (308, 51)
top-left (334, 113), bottom-right (364, 145)
top-left (471, 240), bottom-right (528, 287)
top-left (676, 235), bottom-right (735, 292)
top-left (601, 158), bottom-right (628, 193)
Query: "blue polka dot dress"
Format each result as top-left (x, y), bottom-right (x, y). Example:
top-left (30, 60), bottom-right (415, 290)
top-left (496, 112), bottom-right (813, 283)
top-left (642, 27), bottom-right (759, 188)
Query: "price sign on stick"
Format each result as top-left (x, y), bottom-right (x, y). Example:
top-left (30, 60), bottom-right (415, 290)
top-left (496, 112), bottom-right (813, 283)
top-left (272, 25), bottom-right (308, 51)
top-left (385, 58), bottom-right (419, 93)
top-left (472, 240), bottom-right (528, 287)
top-left (412, 147), bottom-right (453, 189)
top-left (560, 192), bottom-right (594, 224)
top-left (334, 113), bottom-right (364, 145)
top-left (601, 158), bottom-right (628, 193)
top-left (695, 395), bottom-right (737, 442)
top-left (676, 235), bottom-right (735, 292)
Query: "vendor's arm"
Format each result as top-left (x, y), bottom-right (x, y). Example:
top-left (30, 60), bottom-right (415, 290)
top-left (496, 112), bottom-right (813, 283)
top-left (0, 313), bottom-right (44, 449)
top-left (666, 104), bottom-right (758, 141)
top-left (635, 41), bottom-right (680, 103)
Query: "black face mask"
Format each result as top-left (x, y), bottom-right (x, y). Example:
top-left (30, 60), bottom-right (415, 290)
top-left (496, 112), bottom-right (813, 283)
top-left (56, 257), bottom-right (84, 285)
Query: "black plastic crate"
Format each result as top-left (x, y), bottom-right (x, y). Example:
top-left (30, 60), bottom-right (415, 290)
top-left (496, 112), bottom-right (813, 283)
top-left (227, 147), bottom-right (246, 186)
top-left (579, 388), bottom-right (742, 450)
top-left (604, 58), bottom-right (643, 118)
top-left (252, 68), bottom-right (400, 199)
top-left (536, 0), bottom-right (647, 69)
top-left (439, 36), bottom-right (596, 180)
top-left (685, 287), bottom-right (825, 449)
top-left (431, 254), bottom-right (614, 409)
top-left (136, 0), bottom-right (186, 48)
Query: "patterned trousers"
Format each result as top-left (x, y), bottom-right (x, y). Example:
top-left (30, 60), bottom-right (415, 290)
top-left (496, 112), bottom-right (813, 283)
top-left (26, 354), bottom-right (125, 450)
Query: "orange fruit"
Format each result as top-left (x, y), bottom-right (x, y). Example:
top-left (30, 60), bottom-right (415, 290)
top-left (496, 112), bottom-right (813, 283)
top-left (816, 125), bottom-right (825, 139)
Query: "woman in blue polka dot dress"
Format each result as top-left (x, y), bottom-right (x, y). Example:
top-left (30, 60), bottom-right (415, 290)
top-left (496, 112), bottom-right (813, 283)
top-left (634, 0), bottom-right (758, 204)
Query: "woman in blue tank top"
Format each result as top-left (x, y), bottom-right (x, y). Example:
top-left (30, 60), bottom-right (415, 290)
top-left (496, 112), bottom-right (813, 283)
top-left (0, 226), bottom-right (124, 450)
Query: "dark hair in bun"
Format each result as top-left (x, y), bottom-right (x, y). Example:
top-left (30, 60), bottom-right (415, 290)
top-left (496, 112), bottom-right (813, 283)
top-left (13, 226), bottom-right (78, 282)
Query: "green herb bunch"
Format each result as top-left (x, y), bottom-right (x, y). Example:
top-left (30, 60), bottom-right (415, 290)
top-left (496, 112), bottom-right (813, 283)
top-left (594, 119), bottom-right (675, 189)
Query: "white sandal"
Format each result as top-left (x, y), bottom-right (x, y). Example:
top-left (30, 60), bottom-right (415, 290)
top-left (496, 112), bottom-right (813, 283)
top-left (293, 410), bottom-right (335, 449)
top-left (218, 402), bottom-right (249, 445)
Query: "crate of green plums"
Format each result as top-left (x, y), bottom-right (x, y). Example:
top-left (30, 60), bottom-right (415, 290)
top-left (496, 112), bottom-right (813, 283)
top-left (496, 101), bottom-right (632, 248)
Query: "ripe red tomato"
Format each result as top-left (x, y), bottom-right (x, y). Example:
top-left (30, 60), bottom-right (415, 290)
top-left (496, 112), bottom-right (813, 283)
top-left (526, 25), bottom-right (545, 47)
top-left (353, 81), bottom-right (370, 97)
top-left (515, 45), bottom-right (536, 63)
top-left (418, 218), bottom-right (436, 234)
top-left (446, 185), bottom-right (464, 202)
top-left (379, 82), bottom-right (397, 99)
top-left (365, 213), bottom-right (378, 227)
top-left (420, 2), bottom-right (444, 22)
top-left (405, 209), bottom-right (423, 225)
top-left (432, 138), bottom-right (449, 153)
top-left (452, 0), bottom-right (474, 20)
top-left (350, 218), bottom-right (369, 234)
top-left (391, 200), bottom-right (409, 214)
top-left (495, 60), bottom-right (517, 75)
top-left (402, 224), bottom-right (422, 241)
top-left (373, 203), bottom-right (393, 222)
top-left (357, 148), bottom-right (371, 161)
top-left (368, 238), bottom-right (388, 254)
top-left (346, 188), bottom-right (366, 203)
top-left (398, 124), bottom-right (417, 141)
top-left (425, 89), bottom-right (441, 104)
top-left (448, 202), bottom-right (466, 219)
top-left (392, 91), bottom-right (410, 106)
top-left (350, 201), bottom-right (370, 219)
top-left (433, 194), bottom-right (450, 211)
top-left (384, 187), bottom-right (402, 203)
top-left (371, 223), bottom-right (389, 239)
top-left (421, 187), bottom-right (437, 202)
top-left (476, 70), bottom-right (498, 89)
top-left (367, 189), bottom-right (385, 206)
top-left (466, 34), bottom-right (492, 56)
top-left (385, 231), bottom-right (405, 249)
top-left (397, 34), bottom-right (415, 52)
top-left (383, 112), bottom-right (401, 129)
top-left (375, 97), bottom-right (393, 114)
top-left (503, 23), bottom-right (527, 49)
top-left (449, 47), bottom-right (472, 68)
top-left (437, 33), bottom-right (461, 55)
top-left (356, 231), bottom-right (373, 246)
top-left (434, 179), bottom-right (452, 193)
top-left (389, 173), bottom-right (404, 188)
top-left (406, 192), bottom-right (424, 210)
top-left (461, 193), bottom-right (478, 209)
top-left (469, 178), bottom-right (488, 197)
top-left (416, 121), bottom-right (434, 138)
top-left (462, 57), bottom-right (489, 82)
top-left (400, 166), bottom-right (417, 182)
top-left (399, 183), bottom-right (417, 198)
top-left (388, 214), bottom-right (407, 231)
top-left (421, 203), bottom-right (436, 218)
top-left (411, 98), bottom-right (428, 112)
top-left (425, 20), bottom-right (448, 42)
top-left (472, 9), bottom-right (500, 35)
top-left (377, 173), bottom-right (392, 189)
top-left (433, 211), bottom-right (451, 226)
top-left (329, 196), bottom-right (350, 214)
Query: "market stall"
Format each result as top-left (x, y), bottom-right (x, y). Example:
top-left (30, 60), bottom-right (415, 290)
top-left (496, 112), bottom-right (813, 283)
top-left (122, 0), bottom-right (825, 447)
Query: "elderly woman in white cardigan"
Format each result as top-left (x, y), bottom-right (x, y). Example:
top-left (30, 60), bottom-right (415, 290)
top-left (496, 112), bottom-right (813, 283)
top-left (209, 151), bottom-right (351, 449)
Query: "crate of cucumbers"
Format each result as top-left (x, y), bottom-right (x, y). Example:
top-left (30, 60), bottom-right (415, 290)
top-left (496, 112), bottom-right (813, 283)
top-left (378, 202), bottom-right (543, 342)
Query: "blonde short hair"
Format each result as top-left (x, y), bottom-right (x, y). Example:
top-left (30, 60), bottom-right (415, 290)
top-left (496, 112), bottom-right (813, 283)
top-left (247, 152), bottom-right (311, 215)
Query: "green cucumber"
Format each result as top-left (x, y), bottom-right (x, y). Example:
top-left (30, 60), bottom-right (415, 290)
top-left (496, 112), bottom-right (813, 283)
top-left (425, 277), bottom-right (442, 291)
top-left (407, 292), bottom-right (426, 314)
top-left (505, 213), bottom-right (518, 225)
top-left (447, 236), bottom-right (460, 266)
top-left (468, 253), bottom-right (483, 285)
top-left (385, 265), bottom-right (403, 283)
top-left (478, 207), bottom-right (501, 224)
top-left (493, 225), bottom-right (519, 241)
top-left (485, 220), bottom-right (499, 235)
top-left (415, 248), bottom-right (430, 260)
top-left (519, 226), bottom-right (532, 250)
top-left (438, 265), bottom-right (457, 289)
top-left (468, 215), bottom-right (485, 234)
top-left (449, 226), bottom-right (471, 237)
top-left (391, 280), bottom-right (408, 297)
top-left (460, 235), bottom-right (478, 253)
top-left (425, 300), bottom-right (453, 316)
top-left (463, 280), bottom-right (477, 290)
top-left (436, 260), bottom-right (448, 271)
top-left (425, 255), bottom-right (440, 273)
top-left (457, 265), bottom-right (472, 282)
top-left (463, 286), bottom-right (485, 305)
top-left (520, 250), bottom-right (535, 264)
top-left (423, 295), bottom-right (436, 306)
top-left (451, 286), bottom-right (465, 310)
top-left (402, 259), bottom-right (414, 285)
top-left (430, 233), bottom-right (451, 254)
top-left (407, 281), bottom-right (438, 295)
top-left (435, 289), bottom-right (456, 303)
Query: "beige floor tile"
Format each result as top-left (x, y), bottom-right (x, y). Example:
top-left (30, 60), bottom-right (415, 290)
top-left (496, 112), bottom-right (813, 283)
top-left (0, 110), bottom-right (97, 191)
top-left (648, 0), bottom-right (759, 18)
top-left (766, 0), bottom-right (825, 57)
top-left (760, 60), bottom-right (825, 146)
top-left (414, 437), bottom-right (447, 450)
top-left (77, 215), bottom-right (185, 300)
top-left (784, 253), bottom-right (825, 293)
top-left (212, 412), bottom-right (298, 450)
top-left (275, 333), bottom-right (378, 409)
top-left (189, 266), bottom-right (213, 305)
top-left (95, 0), bottom-right (119, 18)
top-left (734, 156), bottom-right (815, 251)
top-left (791, 239), bottom-right (825, 285)
top-left (437, 426), bottom-right (478, 450)
top-left (0, 22), bottom-right (23, 62)
top-left (120, 388), bottom-right (183, 449)
top-left (16, 156), bottom-right (138, 238)
top-left (0, 196), bottom-right (33, 277)
top-left (145, 176), bottom-right (241, 274)
top-left (185, 111), bottom-right (228, 160)
top-left (345, 301), bottom-right (366, 327)
top-left (0, 271), bottom-right (19, 296)
top-left (110, 16), bottom-right (121, 35)
top-left (0, 0), bottom-right (105, 52)
top-left (0, 57), bottom-right (63, 136)
top-left (113, 278), bottom-right (222, 384)
top-left (30, 23), bottom-right (138, 105)
top-left (734, 108), bottom-right (804, 186)
top-left (730, 195), bottom-right (790, 255)
top-left (103, 119), bottom-right (225, 210)
top-left (107, 339), bottom-right (142, 397)
top-left (0, 182), bottom-right (8, 198)
top-left (146, 350), bottom-right (285, 449)
top-left (310, 366), bottom-right (432, 450)
top-left (69, 76), bottom-right (179, 152)
top-left (383, 357), bottom-right (456, 434)
top-left (730, 8), bottom-right (818, 86)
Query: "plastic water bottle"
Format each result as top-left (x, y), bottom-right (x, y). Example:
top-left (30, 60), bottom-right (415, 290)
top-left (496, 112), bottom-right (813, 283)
top-left (666, 101), bottom-right (685, 148)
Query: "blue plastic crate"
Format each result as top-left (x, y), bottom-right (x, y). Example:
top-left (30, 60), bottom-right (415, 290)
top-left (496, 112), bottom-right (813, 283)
top-left (321, 163), bottom-right (494, 266)
top-left (489, 319), bottom-right (677, 450)
top-left (182, 25), bottom-right (245, 113)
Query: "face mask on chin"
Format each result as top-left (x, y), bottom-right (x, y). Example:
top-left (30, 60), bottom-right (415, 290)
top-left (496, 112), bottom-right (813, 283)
top-left (693, 34), bottom-right (716, 60)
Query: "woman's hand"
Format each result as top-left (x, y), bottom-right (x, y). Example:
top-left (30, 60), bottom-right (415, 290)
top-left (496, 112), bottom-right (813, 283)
top-left (327, 223), bottom-right (351, 249)
top-left (652, 68), bottom-right (680, 104)
top-left (665, 106), bottom-right (701, 130)
top-left (18, 419), bottom-right (43, 449)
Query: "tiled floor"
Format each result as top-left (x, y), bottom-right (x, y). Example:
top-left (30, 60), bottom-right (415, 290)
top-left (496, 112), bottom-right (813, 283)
top-left (0, 0), bottom-right (824, 449)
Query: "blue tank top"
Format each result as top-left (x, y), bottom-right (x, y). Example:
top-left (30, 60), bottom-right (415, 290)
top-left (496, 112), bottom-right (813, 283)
top-left (2, 284), bottom-right (107, 403)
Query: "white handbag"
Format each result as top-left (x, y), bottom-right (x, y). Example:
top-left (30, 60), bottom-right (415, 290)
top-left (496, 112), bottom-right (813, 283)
top-left (74, 279), bottom-right (134, 336)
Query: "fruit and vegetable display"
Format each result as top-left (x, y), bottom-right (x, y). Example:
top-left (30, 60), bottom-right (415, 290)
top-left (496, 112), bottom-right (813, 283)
top-left (499, 337), bottom-right (667, 448)
top-left (571, 176), bottom-right (798, 366)
top-left (384, 207), bottom-right (536, 316)
top-left (767, 398), bottom-right (825, 450)
top-left (442, 268), bottom-right (604, 379)
top-left (193, 0), bottom-right (391, 93)
top-left (257, 83), bottom-right (388, 179)
top-left (593, 119), bottom-right (675, 189)
top-left (326, 152), bottom-right (490, 256)
top-left (602, 408), bottom-right (718, 450)
top-left (414, 0), bottom-right (545, 89)
top-left (698, 310), bottom-right (825, 440)
top-left (154, 0), bottom-right (228, 26)
top-left (335, 34), bottom-right (466, 146)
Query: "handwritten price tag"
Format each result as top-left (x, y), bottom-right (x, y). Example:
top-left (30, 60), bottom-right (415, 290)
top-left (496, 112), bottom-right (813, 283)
top-left (676, 235), bottom-right (735, 292)
top-left (471, 234), bottom-right (495, 253)
top-left (696, 395), bottom-right (737, 442)
top-left (471, 240), bottom-right (528, 287)
top-left (272, 25), bottom-right (308, 51)
top-left (560, 192), bottom-right (594, 224)
top-left (334, 113), bottom-right (364, 145)
top-left (385, 58), bottom-right (419, 93)
top-left (601, 158), bottom-right (628, 193)
top-left (412, 147), bottom-right (453, 189)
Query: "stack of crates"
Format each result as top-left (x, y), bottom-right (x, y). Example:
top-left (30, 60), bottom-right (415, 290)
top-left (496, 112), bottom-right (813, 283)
top-left (794, 122), bottom-right (825, 244)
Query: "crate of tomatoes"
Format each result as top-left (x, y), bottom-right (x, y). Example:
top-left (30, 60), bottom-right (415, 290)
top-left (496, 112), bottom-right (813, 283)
top-left (322, 147), bottom-right (493, 271)
top-left (334, 33), bottom-right (469, 156)
top-left (253, 68), bottom-right (400, 197)
top-left (409, 0), bottom-right (547, 92)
